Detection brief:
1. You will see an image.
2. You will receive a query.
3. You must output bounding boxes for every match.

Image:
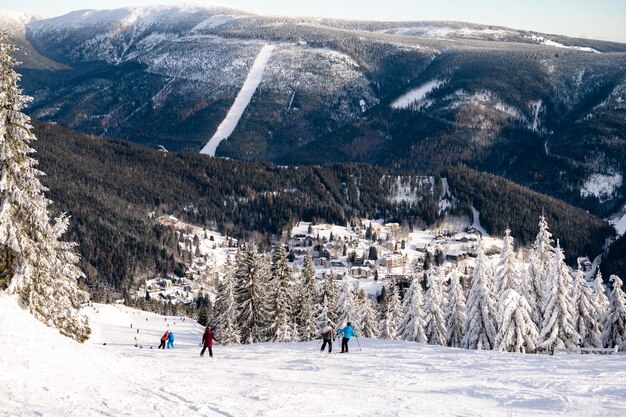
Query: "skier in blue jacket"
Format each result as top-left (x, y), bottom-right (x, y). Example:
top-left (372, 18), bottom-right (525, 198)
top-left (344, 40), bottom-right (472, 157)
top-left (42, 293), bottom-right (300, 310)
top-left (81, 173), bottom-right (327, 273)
top-left (337, 322), bottom-right (357, 353)
top-left (167, 331), bottom-right (175, 349)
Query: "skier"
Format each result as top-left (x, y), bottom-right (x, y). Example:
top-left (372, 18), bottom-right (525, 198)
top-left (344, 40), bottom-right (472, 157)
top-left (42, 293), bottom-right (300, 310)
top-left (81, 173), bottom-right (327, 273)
top-left (337, 322), bottom-right (357, 353)
top-left (200, 327), bottom-right (219, 357)
top-left (320, 321), bottom-right (335, 353)
top-left (167, 331), bottom-right (175, 349)
top-left (158, 330), bottom-right (169, 349)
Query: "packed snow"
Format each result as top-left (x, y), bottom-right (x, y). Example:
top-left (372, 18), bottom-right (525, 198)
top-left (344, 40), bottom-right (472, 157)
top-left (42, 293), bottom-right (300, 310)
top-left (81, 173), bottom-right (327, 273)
top-left (200, 44), bottom-right (275, 156)
top-left (580, 173), bottom-right (623, 203)
top-left (391, 79), bottom-right (445, 110)
top-left (2, 295), bottom-right (626, 416)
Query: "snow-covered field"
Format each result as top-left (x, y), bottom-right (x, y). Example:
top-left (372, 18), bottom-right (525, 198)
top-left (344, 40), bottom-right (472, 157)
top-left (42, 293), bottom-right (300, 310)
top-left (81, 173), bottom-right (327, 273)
top-left (391, 80), bottom-right (445, 110)
top-left (581, 173), bottom-right (623, 203)
top-left (3, 295), bottom-right (626, 416)
top-left (200, 44), bottom-right (275, 156)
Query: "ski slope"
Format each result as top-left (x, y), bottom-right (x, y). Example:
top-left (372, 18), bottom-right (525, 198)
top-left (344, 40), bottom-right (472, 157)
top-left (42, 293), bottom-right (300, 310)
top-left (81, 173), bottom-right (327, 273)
top-left (200, 44), bottom-right (275, 156)
top-left (2, 295), bottom-right (626, 416)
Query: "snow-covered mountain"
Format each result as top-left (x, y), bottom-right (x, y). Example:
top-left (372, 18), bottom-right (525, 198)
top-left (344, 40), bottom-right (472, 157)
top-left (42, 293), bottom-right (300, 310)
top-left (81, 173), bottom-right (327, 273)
top-left (5, 5), bottom-right (626, 216)
top-left (2, 294), bottom-right (625, 416)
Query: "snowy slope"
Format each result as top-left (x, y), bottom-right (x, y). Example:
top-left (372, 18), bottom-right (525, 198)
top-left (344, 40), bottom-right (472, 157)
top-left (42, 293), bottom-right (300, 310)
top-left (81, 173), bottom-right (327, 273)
top-left (201, 44), bottom-right (275, 156)
top-left (3, 295), bottom-right (626, 416)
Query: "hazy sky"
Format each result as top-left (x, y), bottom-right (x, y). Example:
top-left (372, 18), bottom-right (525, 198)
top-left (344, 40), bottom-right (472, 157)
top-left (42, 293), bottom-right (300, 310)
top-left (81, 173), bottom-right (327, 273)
top-left (1, 0), bottom-right (625, 43)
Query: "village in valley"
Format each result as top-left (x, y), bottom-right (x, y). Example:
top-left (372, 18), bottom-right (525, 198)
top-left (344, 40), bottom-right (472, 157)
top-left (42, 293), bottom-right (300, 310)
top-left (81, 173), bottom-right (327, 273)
top-left (141, 214), bottom-right (517, 306)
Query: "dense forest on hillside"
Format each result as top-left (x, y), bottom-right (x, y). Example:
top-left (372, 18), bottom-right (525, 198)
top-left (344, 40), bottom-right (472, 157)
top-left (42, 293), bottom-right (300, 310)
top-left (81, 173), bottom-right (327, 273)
top-left (32, 122), bottom-right (437, 293)
top-left (31, 123), bottom-right (617, 293)
top-left (444, 166), bottom-right (615, 260)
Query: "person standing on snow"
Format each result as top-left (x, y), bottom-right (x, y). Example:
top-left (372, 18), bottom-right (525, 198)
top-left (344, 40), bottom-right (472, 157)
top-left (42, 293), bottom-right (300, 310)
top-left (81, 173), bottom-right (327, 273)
top-left (337, 322), bottom-right (357, 353)
top-left (200, 327), bottom-right (219, 357)
top-left (167, 330), bottom-right (175, 349)
top-left (158, 330), bottom-right (169, 349)
top-left (320, 321), bottom-right (335, 353)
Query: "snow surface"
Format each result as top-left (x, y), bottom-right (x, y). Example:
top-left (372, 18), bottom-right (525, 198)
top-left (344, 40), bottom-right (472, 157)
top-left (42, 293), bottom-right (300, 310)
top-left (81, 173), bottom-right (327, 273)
top-left (527, 35), bottom-right (600, 53)
top-left (200, 44), bottom-right (275, 156)
top-left (471, 206), bottom-right (490, 237)
top-left (580, 173), bottom-right (622, 203)
top-left (3, 295), bottom-right (626, 416)
top-left (190, 14), bottom-right (236, 32)
top-left (608, 204), bottom-right (626, 237)
top-left (530, 100), bottom-right (542, 132)
top-left (391, 80), bottom-right (445, 110)
top-left (380, 25), bottom-right (510, 40)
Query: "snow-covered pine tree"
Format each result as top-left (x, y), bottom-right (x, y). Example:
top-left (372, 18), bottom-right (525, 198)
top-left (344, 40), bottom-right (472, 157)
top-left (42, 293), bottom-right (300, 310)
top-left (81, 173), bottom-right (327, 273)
top-left (235, 244), bottom-right (270, 344)
top-left (518, 252), bottom-right (541, 328)
top-left (267, 245), bottom-right (296, 342)
top-left (527, 215), bottom-right (555, 324)
top-left (572, 265), bottom-right (602, 348)
top-left (336, 276), bottom-right (359, 330)
top-left (317, 293), bottom-right (335, 332)
top-left (601, 275), bottom-right (626, 351)
top-left (538, 242), bottom-right (580, 352)
top-left (0, 34), bottom-right (90, 342)
top-left (320, 271), bottom-right (339, 324)
top-left (461, 242), bottom-right (497, 350)
top-left (445, 267), bottom-right (466, 347)
top-left (297, 255), bottom-right (319, 341)
top-left (495, 229), bottom-right (520, 295)
top-left (356, 289), bottom-right (380, 338)
top-left (380, 280), bottom-right (403, 340)
top-left (494, 289), bottom-right (538, 353)
top-left (212, 255), bottom-right (240, 344)
top-left (399, 280), bottom-right (427, 343)
top-left (424, 270), bottom-right (447, 346)
top-left (593, 270), bottom-right (609, 318)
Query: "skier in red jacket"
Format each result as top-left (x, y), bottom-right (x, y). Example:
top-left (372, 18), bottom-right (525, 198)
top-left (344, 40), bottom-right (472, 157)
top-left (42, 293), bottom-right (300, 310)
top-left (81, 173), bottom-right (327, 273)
top-left (200, 327), bottom-right (219, 357)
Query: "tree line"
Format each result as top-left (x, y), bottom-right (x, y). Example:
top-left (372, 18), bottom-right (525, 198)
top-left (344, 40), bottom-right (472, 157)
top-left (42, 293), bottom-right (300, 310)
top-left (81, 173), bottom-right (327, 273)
top-left (208, 216), bottom-right (625, 353)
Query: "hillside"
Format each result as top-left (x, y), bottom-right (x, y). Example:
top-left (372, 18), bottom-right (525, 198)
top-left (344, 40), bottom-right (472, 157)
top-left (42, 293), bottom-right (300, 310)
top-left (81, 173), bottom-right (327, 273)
top-left (2, 6), bottom-right (624, 217)
top-left (2, 295), bottom-right (625, 416)
top-left (31, 122), bottom-right (614, 294)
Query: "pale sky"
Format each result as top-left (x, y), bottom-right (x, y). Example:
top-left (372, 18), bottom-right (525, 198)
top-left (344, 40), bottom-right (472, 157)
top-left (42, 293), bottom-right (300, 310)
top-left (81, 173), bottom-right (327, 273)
top-left (1, 0), bottom-right (625, 43)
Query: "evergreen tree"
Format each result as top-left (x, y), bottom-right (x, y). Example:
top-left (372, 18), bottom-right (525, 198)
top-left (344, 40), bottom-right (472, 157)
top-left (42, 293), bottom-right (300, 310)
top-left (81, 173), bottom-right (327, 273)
top-left (462, 242), bottom-right (497, 350)
top-left (317, 293), bottom-right (335, 331)
top-left (380, 281), bottom-right (402, 340)
top-left (356, 289), bottom-right (380, 338)
top-left (399, 281), bottom-right (427, 343)
top-left (336, 276), bottom-right (359, 330)
top-left (297, 255), bottom-right (318, 341)
top-left (235, 244), bottom-right (269, 344)
top-left (424, 271), bottom-right (447, 346)
top-left (213, 255), bottom-right (241, 344)
top-left (602, 275), bottom-right (626, 351)
top-left (319, 272), bottom-right (339, 324)
top-left (527, 216), bottom-right (555, 324)
top-left (539, 242), bottom-right (580, 352)
top-left (445, 268), bottom-right (467, 347)
top-left (197, 305), bottom-right (210, 327)
top-left (572, 266), bottom-right (602, 348)
top-left (368, 246), bottom-right (378, 261)
top-left (593, 270), bottom-right (609, 318)
top-left (268, 245), bottom-right (295, 342)
top-left (0, 34), bottom-right (90, 342)
top-left (495, 229), bottom-right (520, 295)
top-left (494, 289), bottom-right (538, 353)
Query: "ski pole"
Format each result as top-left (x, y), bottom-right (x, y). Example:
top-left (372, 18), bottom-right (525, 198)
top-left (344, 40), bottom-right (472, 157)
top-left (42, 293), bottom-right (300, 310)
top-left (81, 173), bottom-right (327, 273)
top-left (355, 336), bottom-right (362, 351)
